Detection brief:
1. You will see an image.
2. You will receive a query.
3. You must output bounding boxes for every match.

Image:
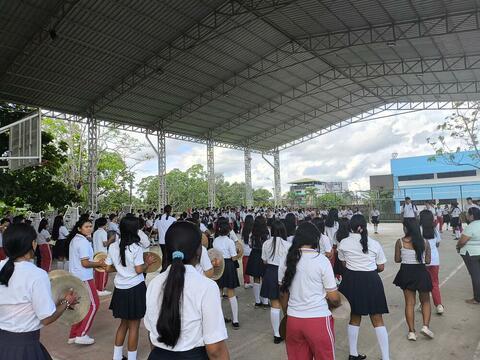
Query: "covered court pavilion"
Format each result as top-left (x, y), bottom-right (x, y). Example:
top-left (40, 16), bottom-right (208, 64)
top-left (3, 0), bottom-right (480, 211)
top-left (2, 1), bottom-right (480, 360)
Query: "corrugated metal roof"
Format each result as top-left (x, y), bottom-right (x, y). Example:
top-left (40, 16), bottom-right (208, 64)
top-left (1, 0), bottom-right (480, 152)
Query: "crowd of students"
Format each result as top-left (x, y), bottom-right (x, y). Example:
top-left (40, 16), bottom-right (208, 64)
top-left (0, 199), bottom-right (479, 360)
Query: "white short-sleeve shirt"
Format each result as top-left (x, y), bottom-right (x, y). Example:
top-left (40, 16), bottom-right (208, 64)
top-left (320, 234), bottom-right (332, 255)
top-left (69, 234), bottom-right (94, 281)
top-left (401, 203), bottom-right (417, 218)
top-left (36, 229), bottom-right (51, 245)
top-left (0, 260), bottom-right (56, 332)
top-left (105, 241), bottom-right (145, 289)
top-left (451, 207), bottom-right (461, 217)
top-left (58, 226), bottom-right (69, 240)
top-left (213, 235), bottom-right (237, 259)
top-left (337, 233), bottom-right (387, 271)
top-left (93, 228), bottom-right (108, 254)
top-left (144, 265), bottom-right (228, 351)
top-left (325, 222), bottom-right (339, 247)
top-left (138, 230), bottom-right (151, 252)
top-left (153, 214), bottom-right (176, 245)
top-left (261, 237), bottom-right (291, 266)
top-left (278, 250), bottom-right (337, 318)
top-left (195, 246), bottom-right (213, 274)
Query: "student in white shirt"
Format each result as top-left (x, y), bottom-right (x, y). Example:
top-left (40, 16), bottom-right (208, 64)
top-left (450, 203), bottom-right (462, 239)
top-left (0, 223), bottom-right (78, 359)
top-left (325, 208), bottom-right (339, 248)
top-left (213, 217), bottom-right (240, 329)
top-left (93, 217), bottom-right (112, 297)
top-left (240, 215), bottom-right (254, 288)
top-left (278, 222), bottom-right (341, 360)
top-left (105, 215), bottom-right (157, 360)
top-left (338, 215), bottom-right (390, 360)
top-left (0, 218), bottom-right (10, 260)
top-left (393, 219), bottom-right (434, 341)
top-left (52, 215), bottom-right (69, 270)
top-left (419, 210), bottom-right (444, 315)
top-left (435, 206), bottom-right (444, 233)
top-left (466, 197), bottom-right (479, 210)
top-left (108, 213), bottom-right (120, 234)
top-left (261, 220), bottom-right (291, 344)
top-left (36, 219), bottom-right (52, 273)
top-left (66, 218), bottom-right (105, 345)
top-left (370, 208), bottom-right (380, 234)
top-left (152, 205), bottom-right (176, 269)
top-left (311, 217), bottom-right (333, 258)
top-left (144, 221), bottom-right (230, 360)
top-left (138, 217), bottom-right (151, 251)
top-left (401, 197), bottom-right (418, 220)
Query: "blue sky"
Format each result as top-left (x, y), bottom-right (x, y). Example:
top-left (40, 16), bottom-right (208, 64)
top-left (130, 109), bottom-right (453, 194)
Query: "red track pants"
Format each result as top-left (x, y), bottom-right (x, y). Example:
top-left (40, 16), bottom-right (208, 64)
top-left (426, 265), bottom-right (442, 306)
top-left (69, 279), bottom-right (99, 339)
top-left (39, 244), bottom-right (52, 273)
top-left (94, 269), bottom-right (108, 292)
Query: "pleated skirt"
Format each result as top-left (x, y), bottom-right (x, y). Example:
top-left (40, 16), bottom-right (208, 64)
top-left (245, 248), bottom-right (265, 278)
top-left (217, 258), bottom-right (240, 289)
top-left (148, 346), bottom-right (208, 360)
top-left (393, 263), bottom-right (433, 292)
top-left (260, 264), bottom-right (280, 299)
top-left (109, 281), bottom-right (147, 319)
top-left (0, 329), bottom-right (52, 360)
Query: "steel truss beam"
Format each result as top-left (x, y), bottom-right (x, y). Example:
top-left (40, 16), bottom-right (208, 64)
top-left (86, 0), bottom-right (296, 115)
top-left (207, 139), bottom-right (216, 209)
top-left (87, 115), bottom-right (98, 212)
top-left (246, 80), bottom-right (480, 146)
top-left (273, 149), bottom-right (281, 207)
top-left (244, 148), bottom-right (253, 208)
top-left (278, 101), bottom-right (480, 150)
top-left (157, 130), bottom-right (167, 211)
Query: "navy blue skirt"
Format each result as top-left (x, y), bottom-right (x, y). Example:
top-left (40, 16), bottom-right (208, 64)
top-left (245, 248), bottom-right (265, 278)
top-left (148, 346), bottom-right (208, 360)
top-left (109, 281), bottom-right (147, 319)
top-left (393, 264), bottom-right (433, 292)
top-left (217, 258), bottom-right (239, 289)
top-left (0, 329), bottom-right (52, 360)
top-left (260, 264), bottom-right (279, 299)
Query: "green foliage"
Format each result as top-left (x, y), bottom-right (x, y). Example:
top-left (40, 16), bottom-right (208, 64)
top-left (253, 188), bottom-right (272, 207)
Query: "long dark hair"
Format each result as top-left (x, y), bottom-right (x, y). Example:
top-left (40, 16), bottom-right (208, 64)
top-left (403, 219), bottom-right (425, 263)
top-left (51, 215), bottom-right (64, 240)
top-left (251, 215), bottom-right (269, 249)
top-left (65, 218), bottom-right (93, 260)
top-left (280, 222), bottom-right (320, 293)
top-left (311, 217), bottom-right (325, 235)
top-left (419, 210), bottom-right (435, 240)
top-left (350, 214), bottom-right (368, 253)
top-left (325, 208), bottom-right (338, 227)
top-left (119, 215), bottom-right (141, 267)
top-left (336, 218), bottom-right (350, 243)
top-left (242, 215), bottom-right (254, 244)
top-left (0, 224), bottom-right (37, 286)
top-left (164, 205), bottom-right (172, 220)
top-left (270, 220), bottom-right (287, 260)
top-left (156, 221), bottom-right (201, 347)
top-left (38, 218), bottom-right (48, 233)
top-left (215, 217), bottom-right (230, 237)
top-left (284, 213), bottom-right (296, 237)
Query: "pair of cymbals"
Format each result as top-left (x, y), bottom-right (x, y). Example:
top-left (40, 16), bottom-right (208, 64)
top-left (233, 241), bottom-right (244, 260)
top-left (48, 270), bottom-right (91, 326)
top-left (207, 248), bottom-right (225, 281)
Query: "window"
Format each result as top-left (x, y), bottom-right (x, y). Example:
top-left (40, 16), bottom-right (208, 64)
top-left (437, 170), bottom-right (477, 179)
top-left (398, 174), bottom-right (434, 181)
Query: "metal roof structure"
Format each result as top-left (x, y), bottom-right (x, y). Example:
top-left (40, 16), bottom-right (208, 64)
top-left (2, 0), bottom-right (480, 155)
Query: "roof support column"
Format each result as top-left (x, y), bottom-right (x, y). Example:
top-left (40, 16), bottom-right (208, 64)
top-left (157, 130), bottom-right (167, 211)
top-left (87, 114), bottom-right (98, 212)
top-left (273, 149), bottom-right (281, 207)
top-left (207, 139), bottom-right (215, 209)
top-left (244, 148), bottom-right (253, 208)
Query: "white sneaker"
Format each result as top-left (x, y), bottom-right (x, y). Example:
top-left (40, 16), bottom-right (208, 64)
top-left (436, 304), bottom-right (444, 314)
top-left (244, 284), bottom-right (253, 289)
top-left (67, 338), bottom-right (76, 344)
top-left (420, 326), bottom-right (434, 339)
top-left (407, 332), bottom-right (417, 341)
top-left (97, 290), bottom-right (112, 296)
top-left (74, 335), bottom-right (95, 345)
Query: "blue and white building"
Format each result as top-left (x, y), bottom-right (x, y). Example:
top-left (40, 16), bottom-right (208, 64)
top-left (391, 151), bottom-right (480, 212)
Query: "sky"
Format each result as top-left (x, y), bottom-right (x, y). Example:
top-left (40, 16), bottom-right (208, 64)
top-left (129, 109), bottom-right (453, 195)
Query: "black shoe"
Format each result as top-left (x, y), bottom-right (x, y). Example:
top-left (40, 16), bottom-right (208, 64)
top-left (224, 317), bottom-right (231, 323)
top-left (255, 302), bottom-right (262, 308)
top-left (349, 355), bottom-right (367, 360)
top-left (232, 322), bottom-right (240, 330)
top-left (274, 336), bottom-right (283, 344)
top-left (262, 303), bottom-right (270, 309)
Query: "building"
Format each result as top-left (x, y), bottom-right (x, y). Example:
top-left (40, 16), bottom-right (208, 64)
top-left (288, 178), bottom-right (348, 205)
top-left (370, 174), bottom-right (394, 191)
top-left (391, 151), bottom-right (480, 212)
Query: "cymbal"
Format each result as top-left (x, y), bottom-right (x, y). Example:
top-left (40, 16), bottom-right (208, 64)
top-left (330, 293), bottom-right (351, 320)
top-left (93, 252), bottom-right (108, 273)
top-left (233, 241), bottom-right (244, 260)
top-left (207, 248), bottom-right (225, 281)
top-left (143, 251), bottom-right (162, 273)
top-left (48, 270), bottom-right (91, 326)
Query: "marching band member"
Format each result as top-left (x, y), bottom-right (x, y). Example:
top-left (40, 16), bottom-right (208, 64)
top-left (52, 215), bottom-right (70, 270)
top-left (261, 220), bottom-right (291, 344)
top-left (105, 215), bottom-right (156, 360)
top-left (213, 217), bottom-right (240, 329)
top-left (37, 219), bottom-right (52, 273)
top-left (0, 223), bottom-right (79, 359)
top-left (93, 217), bottom-right (112, 296)
top-left (145, 221), bottom-right (230, 359)
top-left (152, 205), bottom-right (176, 269)
top-left (66, 218), bottom-right (105, 345)
top-left (338, 215), bottom-right (390, 360)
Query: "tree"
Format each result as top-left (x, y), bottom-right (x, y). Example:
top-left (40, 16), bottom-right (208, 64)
top-left (253, 188), bottom-right (272, 207)
top-left (304, 186), bottom-right (318, 207)
top-left (285, 190), bottom-right (302, 207)
top-left (427, 102), bottom-right (480, 169)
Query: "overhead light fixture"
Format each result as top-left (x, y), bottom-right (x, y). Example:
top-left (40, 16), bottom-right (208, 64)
top-left (386, 41), bottom-right (396, 47)
top-left (416, 73), bottom-right (424, 78)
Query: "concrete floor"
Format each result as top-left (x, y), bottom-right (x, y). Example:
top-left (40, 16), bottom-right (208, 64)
top-left (42, 223), bottom-right (480, 360)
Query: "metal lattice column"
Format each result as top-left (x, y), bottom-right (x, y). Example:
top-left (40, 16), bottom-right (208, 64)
top-left (87, 115), bottom-right (98, 212)
top-left (157, 130), bottom-right (167, 211)
top-left (273, 149), bottom-right (281, 207)
top-left (244, 148), bottom-right (253, 208)
top-left (207, 139), bottom-right (215, 208)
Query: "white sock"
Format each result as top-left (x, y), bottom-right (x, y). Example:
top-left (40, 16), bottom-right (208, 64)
top-left (113, 345), bottom-right (123, 360)
top-left (270, 308), bottom-right (281, 337)
top-left (455, 230), bottom-right (461, 238)
top-left (261, 296), bottom-right (269, 305)
top-left (229, 296), bottom-right (239, 323)
top-left (348, 324), bottom-right (360, 356)
top-left (127, 350), bottom-right (137, 360)
top-left (375, 326), bottom-right (389, 360)
top-left (57, 261), bottom-right (63, 269)
top-left (253, 283), bottom-right (261, 303)
top-left (64, 260), bottom-right (69, 270)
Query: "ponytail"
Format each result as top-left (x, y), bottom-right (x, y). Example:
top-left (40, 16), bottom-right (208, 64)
top-left (119, 215), bottom-right (141, 267)
top-left (164, 205), bottom-right (172, 221)
top-left (350, 214), bottom-right (368, 254)
top-left (0, 259), bottom-right (15, 286)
